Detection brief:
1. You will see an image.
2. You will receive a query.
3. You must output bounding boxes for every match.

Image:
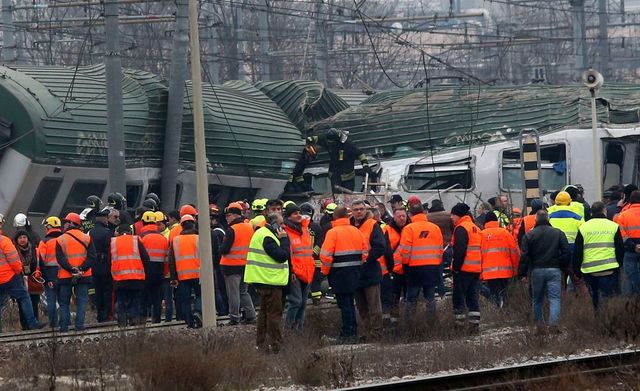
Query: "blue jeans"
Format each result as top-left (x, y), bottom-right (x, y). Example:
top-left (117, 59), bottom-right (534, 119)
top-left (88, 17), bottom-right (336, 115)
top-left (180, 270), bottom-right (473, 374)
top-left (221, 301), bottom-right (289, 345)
top-left (58, 283), bottom-right (90, 331)
top-left (44, 285), bottom-right (58, 327)
top-left (335, 293), bottom-right (357, 338)
top-left (286, 278), bottom-right (311, 329)
top-left (0, 274), bottom-right (39, 330)
top-left (531, 268), bottom-right (562, 325)
top-left (584, 271), bottom-right (619, 310)
top-left (177, 279), bottom-right (202, 328)
top-left (623, 252), bottom-right (640, 296)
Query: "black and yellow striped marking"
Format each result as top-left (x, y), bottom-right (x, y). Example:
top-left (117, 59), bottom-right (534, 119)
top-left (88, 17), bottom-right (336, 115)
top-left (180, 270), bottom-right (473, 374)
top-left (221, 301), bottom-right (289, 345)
top-left (521, 132), bottom-right (541, 214)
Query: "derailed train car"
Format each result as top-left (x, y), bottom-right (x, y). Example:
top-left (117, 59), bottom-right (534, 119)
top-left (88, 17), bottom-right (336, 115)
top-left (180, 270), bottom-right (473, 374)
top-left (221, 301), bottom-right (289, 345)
top-left (308, 85), bottom-right (640, 209)
top-left (0, 65), bottom-right (309, 227)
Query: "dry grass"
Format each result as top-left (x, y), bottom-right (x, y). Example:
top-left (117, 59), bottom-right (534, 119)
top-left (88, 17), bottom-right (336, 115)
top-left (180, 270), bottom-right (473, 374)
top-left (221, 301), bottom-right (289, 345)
top-left (1, 286), bottom-right (639, 390)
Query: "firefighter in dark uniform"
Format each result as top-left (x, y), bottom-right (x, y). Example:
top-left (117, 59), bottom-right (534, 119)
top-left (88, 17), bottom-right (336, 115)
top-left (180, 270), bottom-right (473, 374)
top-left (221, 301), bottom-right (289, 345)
top-left (286, 128), bottom-right (372, 192)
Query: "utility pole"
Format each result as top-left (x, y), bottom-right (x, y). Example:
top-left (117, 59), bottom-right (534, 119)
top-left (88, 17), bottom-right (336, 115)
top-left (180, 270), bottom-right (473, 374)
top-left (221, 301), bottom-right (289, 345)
top-left (104, 0), bottom-right (126, 195)
top-left (1, 0), bottom-right (16, 64)
top-left (161, 0), bottom-right (189, 209)
top-left (598, 0), bottom-right (609, 77)
top-left (314, 0), bottom-right (327, 85)
top-left (258, 1), bottom-right (270, 81)
top-left (236, 0), bottom-right (245, 80)
top-left (188, 0), bottom-right (216, 328)
top-left (569, 0), bottom-right (588, 80)
top-left (204, 0), bottom-right (220, 84)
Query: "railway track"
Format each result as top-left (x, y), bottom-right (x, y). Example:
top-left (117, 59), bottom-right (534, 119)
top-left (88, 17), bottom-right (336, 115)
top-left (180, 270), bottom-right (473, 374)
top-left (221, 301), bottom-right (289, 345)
top-left (340, 349), bottom-right (640, 390)
top-left (0, 302), bottom-right (337, 345)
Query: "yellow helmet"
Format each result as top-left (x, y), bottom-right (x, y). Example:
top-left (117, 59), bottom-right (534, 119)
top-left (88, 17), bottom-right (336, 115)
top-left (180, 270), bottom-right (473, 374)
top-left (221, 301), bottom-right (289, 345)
top-left (555, 191), bottom-right (572, 206)
top-left (325, 203), bottom-right (337, 214)
top-left (251, 198), bottom-right (267, 212)
top-left (154, 211), bottom-right (166, 222)
top-left (283, 200), bottom-right (296, 209)
top-left (141, 211), bottom-right (157, 223)
top-left (42, 216), bottom-right (61, 228)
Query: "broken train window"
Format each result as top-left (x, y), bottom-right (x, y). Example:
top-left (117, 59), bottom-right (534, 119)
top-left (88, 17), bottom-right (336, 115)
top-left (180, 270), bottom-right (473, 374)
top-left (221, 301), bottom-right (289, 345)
top-left (404, 158), bottom-right (473, 191)
top-left (501, 143), bottom-right (567, 192)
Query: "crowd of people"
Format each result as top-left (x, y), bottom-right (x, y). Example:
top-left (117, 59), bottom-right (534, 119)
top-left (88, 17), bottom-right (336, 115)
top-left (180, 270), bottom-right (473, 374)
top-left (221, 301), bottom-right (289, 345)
top-left (0, 183), bottom-right (639, 351)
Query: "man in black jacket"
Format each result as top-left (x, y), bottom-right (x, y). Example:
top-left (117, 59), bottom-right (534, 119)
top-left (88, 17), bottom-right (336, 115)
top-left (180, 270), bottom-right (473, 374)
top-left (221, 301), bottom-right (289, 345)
top-left (88, 207), bottom-right (114, 323)
top-left (518, 210), bottom-right (570, 327)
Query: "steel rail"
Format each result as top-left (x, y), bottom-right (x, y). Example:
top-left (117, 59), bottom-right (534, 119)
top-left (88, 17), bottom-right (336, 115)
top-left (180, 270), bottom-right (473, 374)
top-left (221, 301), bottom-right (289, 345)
top-left (338, 350), bottom-right (640, 390)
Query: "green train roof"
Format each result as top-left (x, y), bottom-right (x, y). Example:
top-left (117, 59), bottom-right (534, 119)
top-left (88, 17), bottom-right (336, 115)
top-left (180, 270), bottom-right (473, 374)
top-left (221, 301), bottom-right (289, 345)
top-left (312, 84), bottom-right (640, 160)
top-left (255, 80), bottom-right (349, 134)
top-left (180, 81), bottom-right (303, 179)
top-left (0, 66), bottom-right (304, 178)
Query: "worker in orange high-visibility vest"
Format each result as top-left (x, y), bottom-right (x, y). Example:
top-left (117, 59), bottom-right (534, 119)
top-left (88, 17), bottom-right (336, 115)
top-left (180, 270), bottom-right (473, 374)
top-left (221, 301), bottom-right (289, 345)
top-left (220, 203), bottom-right (256, 325)
top-left (480, 213), bottom-right (519, 308)
top-left (320, 206), bottom-right (368, 343)
top-left (351, 200), bottom-right (385, 342)
top-left (283, 203), bottom-right (315, 330)
top-left (37, 216), bottom-right (63, 328)
top-left (110, 225), bottom-right (150, 327)
top-left (139, 211), bottom-right (168, 324)
top-left (450, 203), bottom-right (482, 332)
top-left (615, 190), bottom-right (640, 295)
top-left (56, 213), bottom-right (96, 332)
top-left (517, 199), bottom-right (545, 246)
top-left (397, 198), bottom-right (444, 316)
top-left (382, 207), bottom-right (409, 324)
top-left (0, 229), bottom-right (42, 331)
top-left (168, 215), bottom-right (203, 328)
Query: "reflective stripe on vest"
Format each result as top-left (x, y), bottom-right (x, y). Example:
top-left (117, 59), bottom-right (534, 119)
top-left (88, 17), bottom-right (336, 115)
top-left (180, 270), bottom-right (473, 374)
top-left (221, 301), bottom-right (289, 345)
top-left (452, 217), bottom-right (482, 273)
top-left (221, 222), bottom-right (253, 266)
top-left (39, 238), bottom-right (58, 267)
top-left (110, 236), bottom-right (145, 281)
top-left (57, 230), bottom-right (92, 279)
top-left (244, 227), bottom-right (289, 286)
top-left (173, 235), bottom-right (200, 281)
top-left (579, 219), bottom-right (619, 274)
top-left (140, 232), bottom-right (168, 263)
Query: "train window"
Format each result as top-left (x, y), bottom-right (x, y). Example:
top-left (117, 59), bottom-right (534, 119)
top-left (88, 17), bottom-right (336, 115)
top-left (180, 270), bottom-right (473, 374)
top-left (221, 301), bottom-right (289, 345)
top-left (126, 183), bottom-right (143, 208)
top-left (28, 178), bottom-right (63, 215)
top-left (61, 180), bottom-right (107, 216)
top-left (501, 144), bottom-right (567, 192)
top-left (404, 159), bottom-right (473, 191)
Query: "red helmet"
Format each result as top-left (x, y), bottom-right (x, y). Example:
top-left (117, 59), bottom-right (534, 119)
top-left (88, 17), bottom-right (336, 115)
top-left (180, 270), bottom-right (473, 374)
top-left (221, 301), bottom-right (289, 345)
top-left (321, 198), bottom-right (334, 211)
top-left (179, 204), bottom-right (198, 217)
top-left (64, 212), bottom-right (82, 226)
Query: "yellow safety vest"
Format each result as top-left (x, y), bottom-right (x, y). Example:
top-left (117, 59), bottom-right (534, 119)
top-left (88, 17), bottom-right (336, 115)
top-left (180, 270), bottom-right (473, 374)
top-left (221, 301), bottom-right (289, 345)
top-left (549, 205), bottom-right (584, 244)
top-left (244, 227), bottom-right (289, 286)
top-left (579, 218), bottom-right (619, 274)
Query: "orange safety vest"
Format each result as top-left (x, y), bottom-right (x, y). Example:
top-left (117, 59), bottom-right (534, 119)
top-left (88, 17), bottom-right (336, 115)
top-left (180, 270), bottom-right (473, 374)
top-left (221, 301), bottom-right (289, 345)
top-left (38, 230), bottom-right (61, 268)
top-left (110, 235), bottom-right (146, 281)
top-left (168, 224), bottom-right (183, 243)
top-left (172, 234), bottom-right (200, 281)
top-left (397, 213), bottom-right (443, 267)
top-left (480, 221), bottom-right (519, 280)
top-left (383, 224), bottom-right (403, 274)
top-left (0, 235), bottom-right (22, 284)
top-left (451, 215), bottom-right (482, 273)
top-left (357, 218), bottom-right (388, 275)
top-left (57, 229), bottom-right (92, 279)
top-left (320, 218), bottom-right (367, 275)
top-left (220, 222), bottom-right (253, 267)
top-left (508, 217), bottom-right (522, 236)
top-left (616, 204), bottom-right (640, 241)
top-left (285, 220), bottom-right (315, 284)
top-left (517, 214), bottom-right (536, 239)
top-left (140, 226), bottom-right (169, 264)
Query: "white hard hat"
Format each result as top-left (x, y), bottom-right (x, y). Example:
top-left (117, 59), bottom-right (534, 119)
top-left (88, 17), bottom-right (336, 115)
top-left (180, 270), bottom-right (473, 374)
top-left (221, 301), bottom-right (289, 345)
top-left (13, 213), bottom-right (27, 228)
